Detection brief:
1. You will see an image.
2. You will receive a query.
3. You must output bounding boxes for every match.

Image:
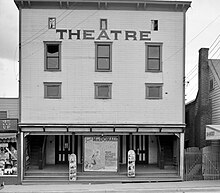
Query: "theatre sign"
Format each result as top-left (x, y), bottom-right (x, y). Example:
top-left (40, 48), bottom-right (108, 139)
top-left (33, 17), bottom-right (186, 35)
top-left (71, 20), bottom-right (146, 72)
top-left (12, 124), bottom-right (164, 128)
top-left (56, 29), bottom-right (151, 41)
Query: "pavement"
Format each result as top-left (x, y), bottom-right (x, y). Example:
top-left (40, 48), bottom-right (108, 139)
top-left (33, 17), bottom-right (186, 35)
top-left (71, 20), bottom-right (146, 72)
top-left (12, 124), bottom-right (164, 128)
top-left (1, 180), bottom-right (220, 193)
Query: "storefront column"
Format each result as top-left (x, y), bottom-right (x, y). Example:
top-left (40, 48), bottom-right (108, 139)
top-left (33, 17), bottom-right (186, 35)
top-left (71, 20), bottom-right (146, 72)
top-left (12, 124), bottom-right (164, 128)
top-left (179, 132), bottom-right (184, 179)
top-left (20, 132), bottom-right (24, 182)
top-left (72, 133), bottom-right (75, 153)
top-left (129, 133), bottom-right (132, 150)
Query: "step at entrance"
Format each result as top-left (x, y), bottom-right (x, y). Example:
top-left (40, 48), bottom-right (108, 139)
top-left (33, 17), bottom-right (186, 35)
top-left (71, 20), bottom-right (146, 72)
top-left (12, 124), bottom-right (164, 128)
top-left (23, 169), bottom-right (181, 184)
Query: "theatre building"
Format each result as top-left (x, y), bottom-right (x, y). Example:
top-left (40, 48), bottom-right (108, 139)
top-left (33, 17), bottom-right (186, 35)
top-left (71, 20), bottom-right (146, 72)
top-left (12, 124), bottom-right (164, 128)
top-left (15, 0), bottom-right (191, 183)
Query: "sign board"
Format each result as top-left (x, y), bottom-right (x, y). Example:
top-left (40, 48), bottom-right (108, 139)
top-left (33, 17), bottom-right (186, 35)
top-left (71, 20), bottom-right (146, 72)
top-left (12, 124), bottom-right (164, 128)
top-left (69, 154), bottom-right (77, 181)
top-left (206, 125), bottom-right (220, 140)
top-left (0, 119), bottom-right (18, 132)
top-left (84, 136), bottom-right (118, 172)
top-left (128, 150), bottom-right (135, 177)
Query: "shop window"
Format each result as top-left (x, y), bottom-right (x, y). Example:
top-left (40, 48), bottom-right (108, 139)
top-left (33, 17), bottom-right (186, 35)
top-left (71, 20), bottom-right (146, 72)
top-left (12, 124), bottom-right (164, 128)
top-left (0, 111), bottom-right (7, 119)
top-left (145, 43), bottom-right (162, 72)
top-left (44, 82), bottom-right (62, 99)
top-left (151, 20), bottom-right (158, 31)
top-left (0, 142), bottom-right (17, 175)
top-left (95, 42), bottom-right (112, 72)
top-left (95, 83), bottom-right (112, 99)
top-left (48, 17), bottom-right (56, 29)
top-left (145, 83), bottom-right (163, 99)
top-left (100, 19), bottom-right (107, 30)
top-left (44, 41), bottom-right (61, 71)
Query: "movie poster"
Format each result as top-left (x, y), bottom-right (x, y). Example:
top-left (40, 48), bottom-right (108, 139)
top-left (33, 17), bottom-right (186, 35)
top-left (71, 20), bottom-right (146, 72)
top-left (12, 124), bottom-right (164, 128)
top-left (84, 136), bottom-right (118, 172)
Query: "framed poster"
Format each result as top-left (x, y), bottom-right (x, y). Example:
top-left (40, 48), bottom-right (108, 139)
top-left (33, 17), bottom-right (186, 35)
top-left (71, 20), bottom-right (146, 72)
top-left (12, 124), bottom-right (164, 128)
top-left (84, 136), bottom-right (118, 172)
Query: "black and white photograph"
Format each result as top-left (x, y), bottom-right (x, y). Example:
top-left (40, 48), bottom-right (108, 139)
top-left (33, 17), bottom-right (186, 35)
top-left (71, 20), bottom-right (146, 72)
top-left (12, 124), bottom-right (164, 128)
top-left (0, 0), bottom-right (220, 192)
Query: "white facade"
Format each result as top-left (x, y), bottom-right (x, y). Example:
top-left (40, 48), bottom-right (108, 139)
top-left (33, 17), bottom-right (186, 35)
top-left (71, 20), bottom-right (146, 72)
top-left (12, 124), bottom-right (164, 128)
top-left (20, 9), bottom-right (185, 124)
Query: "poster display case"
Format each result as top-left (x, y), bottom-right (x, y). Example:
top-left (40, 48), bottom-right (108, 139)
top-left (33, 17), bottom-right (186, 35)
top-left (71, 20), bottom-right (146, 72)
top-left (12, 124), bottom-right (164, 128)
top-left (84, 136), bottom-right (118, 172)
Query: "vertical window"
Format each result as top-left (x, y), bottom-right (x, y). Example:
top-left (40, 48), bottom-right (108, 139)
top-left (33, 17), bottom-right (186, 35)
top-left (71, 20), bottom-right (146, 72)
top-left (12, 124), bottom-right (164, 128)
top-left (95, 83), bottom-right (112, 99)
top-left (100, 19), bottom-right (107, 30)
top-left (95, 42), bottom-right (112, 72)
top-left (0, 111), bottom-right (7, 119)
top-left (210, 79), bottom-right (214, 91)
top-left (151, 20), bottom-right (158, 31)
top-left (44, 82), bottom-right (62, 99)
top-left (146, 43), bottom-right (162, 72)
top-left (145, 83), bottom-right (163, 99)
top-left (48, 17), bottom-right (56, 29)
top-left (44, 41), bottom-right (61, 71)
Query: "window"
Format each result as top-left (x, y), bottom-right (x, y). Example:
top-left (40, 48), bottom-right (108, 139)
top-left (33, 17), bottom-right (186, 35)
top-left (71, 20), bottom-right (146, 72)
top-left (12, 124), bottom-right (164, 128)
top-left (0, 111), bottom-right (7, 119)
top-left (151, 20), bottom-right (158, 31)
top-left (95, 42), bottom-right (112, 72)
top-left (210, 79), bottom-right (214, 91)
top-left (145, 83), bottom-right (163, 99)
top-left (95, 83), bottom-right (112, 99)
top-left (100, 19), bottom-right (107, 30)
top-left (48, 17), bottom-right (56, 29)
top-left (44, 82), bottom-right (61, 99)
top-left (44, 41), bottom-right (61, 71)
top-left (146, 43), bottom-right (162, 72)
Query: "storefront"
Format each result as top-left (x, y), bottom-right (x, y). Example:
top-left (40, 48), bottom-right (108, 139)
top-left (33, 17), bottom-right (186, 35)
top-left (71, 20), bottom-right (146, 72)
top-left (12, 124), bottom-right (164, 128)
top-left (0, 119), bottom-right (18, 185)
top-left (19, 124), bottom-right (184, 182)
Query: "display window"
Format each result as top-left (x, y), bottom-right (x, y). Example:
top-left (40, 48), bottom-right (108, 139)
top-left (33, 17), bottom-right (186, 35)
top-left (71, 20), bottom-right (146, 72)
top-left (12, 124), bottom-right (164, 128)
top-left (0, 142), bottom-right (17, 175)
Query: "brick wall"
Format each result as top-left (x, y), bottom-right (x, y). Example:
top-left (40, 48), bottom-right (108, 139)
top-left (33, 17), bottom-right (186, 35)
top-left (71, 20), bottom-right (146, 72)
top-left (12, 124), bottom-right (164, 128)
top-left (186, 48), bottom-right (212, 148)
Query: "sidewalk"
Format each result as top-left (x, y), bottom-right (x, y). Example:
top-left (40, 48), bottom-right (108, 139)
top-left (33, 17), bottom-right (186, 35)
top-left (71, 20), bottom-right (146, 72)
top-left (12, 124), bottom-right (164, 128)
top-left (1, 180), bottom-right (220, 193)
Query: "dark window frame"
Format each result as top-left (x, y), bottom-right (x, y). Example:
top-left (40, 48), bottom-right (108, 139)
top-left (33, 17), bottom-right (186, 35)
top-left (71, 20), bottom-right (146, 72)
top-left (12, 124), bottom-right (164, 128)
top-left (44, 41), bottom-right (61, 71)
top-left (48, 17), bottom-right (56, 29)
top-left (151, 20), bottom-right (159, 31)
top-left (95, 42), bottom-right (112, 72)
top-left (94, 83), bottom-right (112, 99)
top-left (209, 79), bottom-right (214, 91)
top-left (0, 111), bottom-right (7, 119)
top-left (100, 19), bottom-right (108, 30)
top-left (145, 83), bottom-right (163, 99)
top-left (44, 82), bottom-right (62, 99)
top-left (145, 42), bottom-right (162, 72)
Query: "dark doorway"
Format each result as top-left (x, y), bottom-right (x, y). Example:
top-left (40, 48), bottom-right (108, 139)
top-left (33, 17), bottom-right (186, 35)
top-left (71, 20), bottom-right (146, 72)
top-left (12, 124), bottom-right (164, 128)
top-left (132, 135), bottom-right (148, 164)
top-left (55, 135), bottom-right (72, 164)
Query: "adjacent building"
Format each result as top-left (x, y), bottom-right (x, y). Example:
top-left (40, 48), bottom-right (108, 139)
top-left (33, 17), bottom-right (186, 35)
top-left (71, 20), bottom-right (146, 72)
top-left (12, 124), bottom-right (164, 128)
top-left (0, 98), bottom-right (19, 184)
top-left (185, 48), bottom-right (220, 148)
top-left (15, 0), bottom-right (191, 183)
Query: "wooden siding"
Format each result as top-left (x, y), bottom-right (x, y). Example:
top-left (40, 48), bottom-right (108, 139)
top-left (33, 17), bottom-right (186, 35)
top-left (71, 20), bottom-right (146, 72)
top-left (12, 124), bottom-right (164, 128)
top-left (209, 67), bottom-right (220, 124)
top-left (0, 98), bottom-right (19, 119)
top-left (20, 9), bottom-right (184, 124)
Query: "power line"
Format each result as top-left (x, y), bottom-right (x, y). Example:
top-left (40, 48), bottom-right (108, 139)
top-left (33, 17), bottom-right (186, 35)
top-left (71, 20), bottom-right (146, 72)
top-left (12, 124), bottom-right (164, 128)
top-left (22, 10), bottom-right (100, 60)
top-left (209, 34), bottom-right (220, 51)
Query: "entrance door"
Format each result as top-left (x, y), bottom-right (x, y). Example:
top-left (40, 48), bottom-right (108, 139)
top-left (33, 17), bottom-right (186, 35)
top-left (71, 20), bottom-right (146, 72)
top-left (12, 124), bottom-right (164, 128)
top-left (55, 135), bottom-right (72, 164)
top-left (133, 135), bottom-right (148, 164)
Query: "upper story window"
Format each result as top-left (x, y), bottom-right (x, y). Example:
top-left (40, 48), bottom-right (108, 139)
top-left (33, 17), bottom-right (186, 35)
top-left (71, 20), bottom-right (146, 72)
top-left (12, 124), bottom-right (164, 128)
top-left (44, 82), bottom-right (62, 99)
top-left (95, 83), bottom-right (112, 99)
top-left (145, 43), bottom-right (162, 72)
top-left (0, 111), bottom-right (7, 119)
top-left (48, 17), bottom-right (56, 29)
top-left (44, 41), bottom-right (61, 71)
top-left (95, 42), bottom-right (112, 72)
top-left (145, 83), bottom-right (163, 99)
top-left (100, 19), bottom-right (107, 30)
top-left (151, 20), bottom-right (159, 31)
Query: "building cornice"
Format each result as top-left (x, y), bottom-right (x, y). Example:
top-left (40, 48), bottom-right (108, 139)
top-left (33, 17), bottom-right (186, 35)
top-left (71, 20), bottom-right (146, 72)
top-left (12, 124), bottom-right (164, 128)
top-left (14, 0), bottom-right (191, 12)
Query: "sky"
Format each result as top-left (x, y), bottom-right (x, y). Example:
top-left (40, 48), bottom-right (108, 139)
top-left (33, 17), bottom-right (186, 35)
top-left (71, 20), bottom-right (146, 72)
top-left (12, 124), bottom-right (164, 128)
top-left (0, 0), bottom-right (220, 102)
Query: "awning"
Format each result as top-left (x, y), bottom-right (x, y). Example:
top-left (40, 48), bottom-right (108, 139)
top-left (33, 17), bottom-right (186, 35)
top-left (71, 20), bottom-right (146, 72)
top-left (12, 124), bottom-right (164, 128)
top-left (0, 133), bottom-right (17, 143)
top-left (206, 125), bottom-right (220, 140)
